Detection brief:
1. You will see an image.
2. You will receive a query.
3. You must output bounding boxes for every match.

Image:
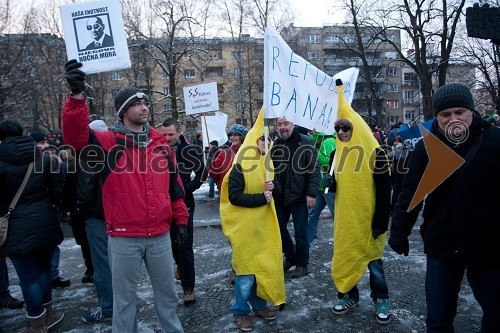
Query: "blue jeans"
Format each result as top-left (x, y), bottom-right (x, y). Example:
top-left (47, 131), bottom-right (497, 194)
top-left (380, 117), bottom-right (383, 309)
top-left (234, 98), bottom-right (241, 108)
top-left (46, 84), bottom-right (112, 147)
top-left (230, 275), bottom-right (267, 316)
top-left (10, 246), bottom-right (54, 316)
top-left (275, 199), bottom-right (309, 268)
top-left (426, 256), bottom-right (500, 333)
top-left (108, 233), bottom-right (182, 333)
top-left (0, 256), bottom-right (8, 293)
top-left (50, 246), bottom-right (61, 280)
top-left (208, 177), bottom-right (215, 198)
top-left (86, 218), bottom-right (113, 316)
top-left (338, 259), bottom-right (389, 301)
top-left (307, 192), bottom-right (335, 245)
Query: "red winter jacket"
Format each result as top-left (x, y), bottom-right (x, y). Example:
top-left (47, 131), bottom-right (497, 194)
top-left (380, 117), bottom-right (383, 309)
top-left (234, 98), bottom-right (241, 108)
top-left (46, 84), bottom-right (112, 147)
top-left (209, 145), bottom-right (239, 191)
top-left (62, 96), bottom-right (188, 237)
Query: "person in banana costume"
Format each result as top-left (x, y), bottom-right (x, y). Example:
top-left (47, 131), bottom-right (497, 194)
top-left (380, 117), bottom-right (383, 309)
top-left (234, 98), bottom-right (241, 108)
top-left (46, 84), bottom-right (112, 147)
top-left (220, 109), bottom-right (286, 332)
top-left (323, 80), bottom-right (392, 324)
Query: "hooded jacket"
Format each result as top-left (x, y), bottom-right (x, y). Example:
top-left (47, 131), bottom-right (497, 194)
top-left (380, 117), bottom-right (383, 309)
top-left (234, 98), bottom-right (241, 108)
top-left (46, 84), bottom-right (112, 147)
top-left (0, 136), bottom-right (63, 256)
top-left (391, 113), bottom-right (500, 265)
top-left (62, 96), bottom-right (188, 237)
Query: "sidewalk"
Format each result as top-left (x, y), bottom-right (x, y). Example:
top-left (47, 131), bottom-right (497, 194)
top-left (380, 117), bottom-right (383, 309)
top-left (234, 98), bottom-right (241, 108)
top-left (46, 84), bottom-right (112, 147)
top-left (1, 190), bottom-right (482, 332)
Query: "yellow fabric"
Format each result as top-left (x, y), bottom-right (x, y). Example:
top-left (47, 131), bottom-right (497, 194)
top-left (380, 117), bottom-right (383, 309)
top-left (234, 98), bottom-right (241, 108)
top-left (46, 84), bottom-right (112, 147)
top-left (220, 108), bottom-right (286, 306)
top-left (331, 85), bottom-right (387, 293)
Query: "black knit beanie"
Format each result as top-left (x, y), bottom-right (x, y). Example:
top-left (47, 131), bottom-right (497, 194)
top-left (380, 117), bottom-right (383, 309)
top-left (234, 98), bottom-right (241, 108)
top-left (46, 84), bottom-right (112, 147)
top-left (432, 83), bottom-right (475, 117)
top-left (114, 87), bottom-right (148, 118)
top-left (29, 131), bottom-right (48, 143)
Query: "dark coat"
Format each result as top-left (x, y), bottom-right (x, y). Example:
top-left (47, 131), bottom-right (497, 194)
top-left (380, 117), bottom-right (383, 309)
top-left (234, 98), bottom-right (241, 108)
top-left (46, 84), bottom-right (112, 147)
top-left (391, 114), bottom-right (500, 265)
top-left (270, 129), bottom-right (320, 205)
top-left (174, 135), bottom-right (204, 209)
top-left (228, 163), bottom-right (268, 208)
top-left (0, 136), bottom-right (63, 257)
top-left (85, 34), bottom-right (114, 50)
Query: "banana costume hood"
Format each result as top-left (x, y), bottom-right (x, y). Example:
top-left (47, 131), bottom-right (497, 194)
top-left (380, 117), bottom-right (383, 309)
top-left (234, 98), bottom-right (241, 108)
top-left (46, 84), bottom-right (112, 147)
top-left (331, 81), bottom-right (387, 293)
top-left (220, 109), bottom-right (286, 307)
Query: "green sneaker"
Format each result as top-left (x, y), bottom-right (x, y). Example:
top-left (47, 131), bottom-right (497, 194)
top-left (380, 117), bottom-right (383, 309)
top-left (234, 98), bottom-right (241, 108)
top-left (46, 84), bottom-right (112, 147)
top-left (374, 299), bottom-right (391, 324)
top-left (332, 296), bottom-right (359, 315)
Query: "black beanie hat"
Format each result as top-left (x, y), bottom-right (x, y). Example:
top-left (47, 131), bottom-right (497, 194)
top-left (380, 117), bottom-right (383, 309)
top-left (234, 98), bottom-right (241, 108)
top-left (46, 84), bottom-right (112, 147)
top-left (432, 83), bottom-right (475, 116)
top-left (29, 131), bottom-right (48, 143)
top-left (114, 87), bottom-right (148, 118)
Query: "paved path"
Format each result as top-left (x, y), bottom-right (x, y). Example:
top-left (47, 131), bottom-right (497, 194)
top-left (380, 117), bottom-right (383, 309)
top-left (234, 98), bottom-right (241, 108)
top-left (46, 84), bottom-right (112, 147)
top-left (0, 194), bottom-right (482, 332)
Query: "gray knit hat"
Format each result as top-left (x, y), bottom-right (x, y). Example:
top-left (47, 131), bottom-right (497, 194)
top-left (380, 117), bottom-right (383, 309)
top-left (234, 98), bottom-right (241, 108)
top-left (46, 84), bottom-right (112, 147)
top-left (432, 83), bottom-right (475, 116)
top-left (227, 124), bottom-right (249, 138)
top-left (114, 87), bottom-right (148, 118)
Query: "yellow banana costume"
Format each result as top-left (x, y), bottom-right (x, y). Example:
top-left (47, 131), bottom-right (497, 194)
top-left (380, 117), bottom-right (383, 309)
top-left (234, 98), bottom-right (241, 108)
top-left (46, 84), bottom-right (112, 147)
top-left (220, 109), bottom-right (286, 306)
top-left (331, 84), bottom-right (387, 293)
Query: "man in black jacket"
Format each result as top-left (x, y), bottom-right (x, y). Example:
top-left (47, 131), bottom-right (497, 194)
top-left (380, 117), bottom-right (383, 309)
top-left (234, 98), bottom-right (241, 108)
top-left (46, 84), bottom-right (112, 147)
top-left (270, 117), bottom-right (320, 279)
top-left (389, 83), bottom-right (500, 332)
top-left (161, 118), bottom-right (204, 304)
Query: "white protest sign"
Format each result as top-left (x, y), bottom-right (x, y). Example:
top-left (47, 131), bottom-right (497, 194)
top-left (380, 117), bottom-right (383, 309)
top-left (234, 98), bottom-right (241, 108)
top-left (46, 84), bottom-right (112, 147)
top-left (60, 0), bottom-right (131, 74)
top-left (201, 112), bottom-right (228, 148)
top-left (183, 82), bottom-right (220, 115)
top-left (264, 27), bottom-right (359, 135)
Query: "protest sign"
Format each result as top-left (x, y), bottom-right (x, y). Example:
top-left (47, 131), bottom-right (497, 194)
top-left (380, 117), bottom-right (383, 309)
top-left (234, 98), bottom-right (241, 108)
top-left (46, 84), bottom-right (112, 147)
top-left (201, 112), bottom-right (228, 148)
top-left (60, 0), bottom-right (131, 74)
top-left (264, 27), bottom-right (359, 135)
top-left (398, 119), bottom-right (434, 146)
top-left (183, 82), bottom-right (220, 115)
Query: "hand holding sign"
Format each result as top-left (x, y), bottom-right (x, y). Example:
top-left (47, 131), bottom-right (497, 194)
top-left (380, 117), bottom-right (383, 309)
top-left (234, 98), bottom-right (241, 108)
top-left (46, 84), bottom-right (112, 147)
top-left (64, 60), bottom-right (86, 94)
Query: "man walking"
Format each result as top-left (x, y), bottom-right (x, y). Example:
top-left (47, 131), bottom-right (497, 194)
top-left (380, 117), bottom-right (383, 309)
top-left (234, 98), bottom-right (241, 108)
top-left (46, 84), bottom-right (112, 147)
top-left (161, 118), bottom-right (204, 304)
top-left (389, 83), bottom-right (500, 332)
top-left (62, 60), bottom-right (188, 333)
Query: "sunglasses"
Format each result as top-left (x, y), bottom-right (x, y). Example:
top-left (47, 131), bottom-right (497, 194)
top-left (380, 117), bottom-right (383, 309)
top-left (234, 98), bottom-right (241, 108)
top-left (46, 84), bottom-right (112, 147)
top-left (334, 125), bottom-right (352, 133)
top-left (86, 24), bottom-right (102, 30)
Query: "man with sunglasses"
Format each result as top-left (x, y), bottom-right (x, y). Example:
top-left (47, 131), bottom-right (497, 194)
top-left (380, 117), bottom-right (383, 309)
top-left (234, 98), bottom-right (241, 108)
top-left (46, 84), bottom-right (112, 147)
top-left (62, 60), bottom-right (188, 333)
top-left (84, 16), bottom-right (114, 51)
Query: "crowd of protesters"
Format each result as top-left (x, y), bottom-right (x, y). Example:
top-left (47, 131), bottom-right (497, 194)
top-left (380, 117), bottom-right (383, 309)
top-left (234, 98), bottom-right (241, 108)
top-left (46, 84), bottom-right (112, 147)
top-left (1, 58), bottom-right (499, 333)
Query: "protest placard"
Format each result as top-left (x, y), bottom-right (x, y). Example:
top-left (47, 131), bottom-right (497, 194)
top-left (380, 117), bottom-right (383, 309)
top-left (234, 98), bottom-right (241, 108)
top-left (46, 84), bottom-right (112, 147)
top-left (201, 112), bottom-right (228, 148)
top-left (264, 27), bottom-right (359, 135)
top-left (60, 0), bottom-right (131, 74)
top-left (183, 82), bottom-right (220, 115)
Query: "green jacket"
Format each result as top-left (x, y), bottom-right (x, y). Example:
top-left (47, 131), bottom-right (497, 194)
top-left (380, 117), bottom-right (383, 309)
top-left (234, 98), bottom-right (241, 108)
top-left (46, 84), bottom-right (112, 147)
top-left (310, 132), bottom-right (336, 191)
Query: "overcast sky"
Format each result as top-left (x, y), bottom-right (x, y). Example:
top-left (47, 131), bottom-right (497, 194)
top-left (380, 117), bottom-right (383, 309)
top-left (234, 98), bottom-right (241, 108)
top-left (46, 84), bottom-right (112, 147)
top-left (291, 0), bottom-right (347, 26)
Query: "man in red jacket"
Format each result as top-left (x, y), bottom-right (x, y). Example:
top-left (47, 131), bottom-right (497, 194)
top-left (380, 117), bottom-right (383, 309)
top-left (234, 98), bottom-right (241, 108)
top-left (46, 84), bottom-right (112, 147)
top-left (62, 60), bottom-right (188, 333)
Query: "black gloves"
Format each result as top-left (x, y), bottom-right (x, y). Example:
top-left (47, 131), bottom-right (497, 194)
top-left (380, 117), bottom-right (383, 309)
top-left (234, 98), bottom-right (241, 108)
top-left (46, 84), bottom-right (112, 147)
top-left (64, 59), bottom-right (86, 94)
top-left (174, 225), bottom-right (188, 246)
top-left (388, 235), bottom-right (409, 256)
top-left (372, 228), bottom-right (385, 240)
top-left (322, 174), bottom-right (334, 189)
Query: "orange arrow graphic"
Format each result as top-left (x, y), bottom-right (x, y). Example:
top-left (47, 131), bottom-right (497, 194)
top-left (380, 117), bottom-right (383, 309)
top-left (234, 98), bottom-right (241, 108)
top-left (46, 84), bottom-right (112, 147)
top-left (408, 125), bottom-right (465, 212)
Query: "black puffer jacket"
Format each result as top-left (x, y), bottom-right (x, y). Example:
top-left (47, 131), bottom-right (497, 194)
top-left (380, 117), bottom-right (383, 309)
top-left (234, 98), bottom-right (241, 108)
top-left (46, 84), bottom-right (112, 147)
top-left (174, 135), bottom-right (204, 209)
top-left (391, 113), bottom-right (500, 265)
top-left (271, 129), bottom-right (320, 205)
top-left (0, 136), bottom-right (63, 257)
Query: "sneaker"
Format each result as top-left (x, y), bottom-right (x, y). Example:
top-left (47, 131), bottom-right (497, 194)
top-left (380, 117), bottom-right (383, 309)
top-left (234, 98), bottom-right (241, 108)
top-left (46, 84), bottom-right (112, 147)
top-left (82, 271), bottom-right (94, 284)
top-left (290, 266), bottom-right (308, 278)
top-left (332, 296), bottom-right (359, 315)
top-left (253, 307), bottom-right (277, 321)
top-left (183, 289), bottom-right (196, 304)
top-left (283, 259), bottom-right (294, 272)
top-left (0, 292), bottom-right (24, 309)
top-left (52, 276), bottom-right (71, 289)
top-left (82, 307), bottom-right (112, 323)
top-left (174, 265), bottom-right (181, 280)
top-left (374, 299), bottom-right (391, 324)
top-left (235, 314), bottom-right (252, 332)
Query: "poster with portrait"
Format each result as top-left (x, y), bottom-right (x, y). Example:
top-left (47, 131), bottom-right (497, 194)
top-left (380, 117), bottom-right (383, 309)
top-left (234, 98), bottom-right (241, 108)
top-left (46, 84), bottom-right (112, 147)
top-left (60, 0), bottom-right (131, 74)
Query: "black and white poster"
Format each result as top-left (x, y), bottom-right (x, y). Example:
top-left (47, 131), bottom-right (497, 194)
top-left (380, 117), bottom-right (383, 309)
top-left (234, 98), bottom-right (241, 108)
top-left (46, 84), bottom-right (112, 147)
top-left (60, 0), bottom-right (131, 74)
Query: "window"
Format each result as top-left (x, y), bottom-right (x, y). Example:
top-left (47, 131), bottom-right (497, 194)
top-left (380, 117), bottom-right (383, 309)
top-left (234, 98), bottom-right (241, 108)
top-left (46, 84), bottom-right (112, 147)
top-left (210, 50), bottom-right (222, 60)
top-left (385, 51), bottom-right (397, 60)
top-left (163, 87), bottom-right (171, 96)
top-left (325, 34), bottom-right (340, 43)
top-left (387, 84), bottom-right (399, 92)
top-left (111, 71), bottom-right (122, 81)
top-left (387, 67), bottom-right (397, 76)
top-left (389, 116), bottom-right (399, 125)
top-left (164, 104), bottom-right (173, 111)
top-left (233, 51), bottom-right (245, 60)
top-left (235, 85), bottom-right (245, 94)
top-left (308, 34), bottom-right (320, 43)
top-left (206, 68), bottom-right (222, 77)
top-left (307, 52), bottom-right (320, 60)
top-left (162, 71), bottom-right (169, 79)
top-left (23, 108), bottom-right (34, 117)
top-left (404, 90), bottom-right (415, 104)
top-left (386, 100), bottom-right (399, 109)
top-left (185, 120), bottom-right (198, 129)
top-left (404, 110), bottom-right (415, 121)
top-left (236, 102), bottom-right (245, 111)
top-left (404, 72), bottom-right (417, 85)
top-left (234, 68), bottom-right (245, 77)
top-left (110, 89), bottom-right (119, 98)
top-left (184, 69), bottom-right (195, 78)
top-left (235, 118), bottom-right (248, 126)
